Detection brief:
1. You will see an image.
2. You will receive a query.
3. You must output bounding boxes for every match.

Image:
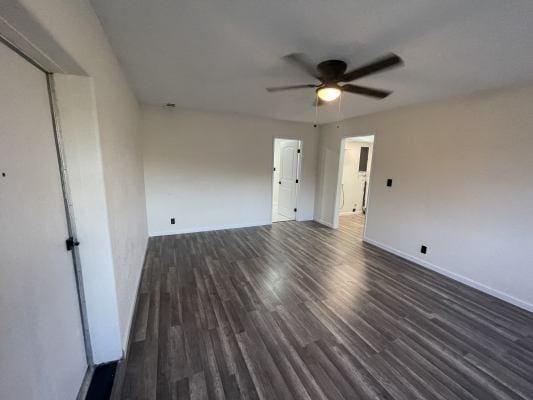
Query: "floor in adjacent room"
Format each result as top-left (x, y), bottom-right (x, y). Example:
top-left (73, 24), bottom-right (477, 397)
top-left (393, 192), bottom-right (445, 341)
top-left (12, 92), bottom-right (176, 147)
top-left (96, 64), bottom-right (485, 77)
top-left (272, 204), bottom-right (293, 223)
top-left (118, 215), bottom-right (533, 400)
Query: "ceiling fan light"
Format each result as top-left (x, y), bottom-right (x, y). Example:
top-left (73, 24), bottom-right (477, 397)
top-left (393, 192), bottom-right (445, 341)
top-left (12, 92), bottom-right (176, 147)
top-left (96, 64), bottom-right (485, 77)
top-left (317, 86), bottom-right (341, 102)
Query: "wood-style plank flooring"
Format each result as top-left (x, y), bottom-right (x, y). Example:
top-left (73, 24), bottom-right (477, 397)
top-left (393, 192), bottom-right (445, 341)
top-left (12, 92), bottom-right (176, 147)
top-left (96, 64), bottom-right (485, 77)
top-left (120, 215), bottom-right (533, 399)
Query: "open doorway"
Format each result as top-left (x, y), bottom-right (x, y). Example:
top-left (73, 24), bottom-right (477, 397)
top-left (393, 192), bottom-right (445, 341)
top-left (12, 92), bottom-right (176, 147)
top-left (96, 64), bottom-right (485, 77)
top-left (272, 138), bottom-right (301, 222)
top-left (335, 135), bottom-right (374, 231)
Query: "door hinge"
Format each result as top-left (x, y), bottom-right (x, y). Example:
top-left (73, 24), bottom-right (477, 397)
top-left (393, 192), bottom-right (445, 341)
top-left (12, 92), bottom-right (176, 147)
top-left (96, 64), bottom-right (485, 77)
top-left (297, 149), bottom-right (301, 153)
top-left (273, 167), bottom-right (276, 171)
top-left (66, 236), bottom-right (80, 251)
top-left (294, 208), bottom-right (297, 212)
top-left (295, 179), bottom-right (299, 183)
top-left (279, 181), bottom-right (281, 184)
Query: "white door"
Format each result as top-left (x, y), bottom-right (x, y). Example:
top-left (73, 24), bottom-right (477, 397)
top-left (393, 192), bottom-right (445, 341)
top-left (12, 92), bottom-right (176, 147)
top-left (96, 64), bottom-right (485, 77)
top-left (277, 140), bottom-right (300, 219)
top-left (0, 42), bottom-right (87, 399)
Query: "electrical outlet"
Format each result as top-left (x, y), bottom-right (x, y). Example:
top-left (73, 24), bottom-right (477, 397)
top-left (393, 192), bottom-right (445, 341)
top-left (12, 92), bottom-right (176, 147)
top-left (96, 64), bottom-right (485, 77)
top-left (420, 245), bottom-right (427, 254)
top-left (171, 218), bottom-right (175, 225)
top-left (386, 179), bottom-right (393, 187)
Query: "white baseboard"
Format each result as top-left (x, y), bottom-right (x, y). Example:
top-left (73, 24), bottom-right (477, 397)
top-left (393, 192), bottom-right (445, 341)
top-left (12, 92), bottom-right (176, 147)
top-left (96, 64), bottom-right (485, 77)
top-left (363, 236), bottom-right (533, 313)
top-left (339, 211), bottom-right (356, 216)
top-left (339, 211), bottom-right (364, 216)
top-left (313, 218), bottom-right (335, 228)
top-left (121, 237), bottom-right (149, 354)
top-left (149, 220), bottom-right (272, 237)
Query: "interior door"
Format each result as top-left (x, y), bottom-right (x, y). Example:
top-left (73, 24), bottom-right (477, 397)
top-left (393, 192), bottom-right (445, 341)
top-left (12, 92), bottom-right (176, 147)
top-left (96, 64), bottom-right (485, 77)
top-left (277, 140), bottom-right (300, 219)
top-left (0, 42), bottom-right (87, 399)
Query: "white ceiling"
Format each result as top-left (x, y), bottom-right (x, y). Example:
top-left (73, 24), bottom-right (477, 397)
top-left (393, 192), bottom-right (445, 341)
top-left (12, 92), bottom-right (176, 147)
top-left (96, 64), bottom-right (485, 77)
top-left (90, 0), bottom-right (533, 123)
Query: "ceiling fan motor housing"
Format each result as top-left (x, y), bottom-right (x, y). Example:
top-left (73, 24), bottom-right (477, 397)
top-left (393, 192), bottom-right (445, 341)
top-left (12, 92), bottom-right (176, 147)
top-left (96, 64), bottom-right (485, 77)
top-left (316, 60), bottom-right (347, 81)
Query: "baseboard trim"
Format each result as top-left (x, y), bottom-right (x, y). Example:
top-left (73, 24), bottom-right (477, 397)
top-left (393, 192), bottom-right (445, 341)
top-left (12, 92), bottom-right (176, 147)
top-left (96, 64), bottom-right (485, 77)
top-left (109, 240), bottom-right (150, 400)
top-left (121, 237), bottom-right (149, 353)
top-left (363, 236), bottom-right (533, 313)
top-left (313, 218), bottom-right (335, 228)
top-left (149, 220), bottom-right (272, 237)
top-left (339, 211), bottom-right (360, 216)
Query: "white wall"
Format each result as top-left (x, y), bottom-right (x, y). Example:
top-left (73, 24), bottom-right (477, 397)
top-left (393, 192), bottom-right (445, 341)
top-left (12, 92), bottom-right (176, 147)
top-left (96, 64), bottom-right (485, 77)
top-left (340, 141), bottom-right (373, 214)
top-left (142, 107), bottom-right (317, 236)
top-left (7, 0), bottom-right (149, 361)
top-left (315, 83), bottom-right (533, 311)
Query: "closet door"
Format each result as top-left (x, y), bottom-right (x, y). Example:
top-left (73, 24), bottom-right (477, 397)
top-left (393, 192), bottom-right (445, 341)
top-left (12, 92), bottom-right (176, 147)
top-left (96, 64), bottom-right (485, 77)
top-left (0, 41), bottom-right (86, 400)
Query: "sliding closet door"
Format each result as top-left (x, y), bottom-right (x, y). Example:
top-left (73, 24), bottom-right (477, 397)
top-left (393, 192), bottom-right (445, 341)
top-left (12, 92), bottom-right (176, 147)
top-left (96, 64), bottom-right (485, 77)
top-left (0, 41), bottom-right (87, 399)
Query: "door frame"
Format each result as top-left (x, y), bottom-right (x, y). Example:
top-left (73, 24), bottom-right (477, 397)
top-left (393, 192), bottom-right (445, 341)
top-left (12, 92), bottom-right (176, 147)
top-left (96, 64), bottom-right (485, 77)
top-left (0, 35), bottom-right (92, 365)
top-left (333, 134), bottom-right (375, 237)
top-left (271, 137), bottom-right (302, 223)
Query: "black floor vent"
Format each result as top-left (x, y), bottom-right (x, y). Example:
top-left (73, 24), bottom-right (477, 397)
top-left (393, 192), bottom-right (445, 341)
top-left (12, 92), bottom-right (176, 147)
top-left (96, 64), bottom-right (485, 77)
top-left (85, 361), bottom-right (117, 400)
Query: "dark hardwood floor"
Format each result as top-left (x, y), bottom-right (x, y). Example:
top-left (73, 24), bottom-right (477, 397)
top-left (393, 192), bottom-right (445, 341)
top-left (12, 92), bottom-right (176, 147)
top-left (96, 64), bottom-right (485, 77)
top-left (119, 215), bottom-right (533, 399)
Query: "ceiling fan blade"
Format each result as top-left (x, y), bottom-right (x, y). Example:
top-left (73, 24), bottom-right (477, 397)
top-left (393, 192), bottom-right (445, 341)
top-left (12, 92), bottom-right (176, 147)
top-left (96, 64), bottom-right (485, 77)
top-left (282, 53), bottom-right (321, 79)
top-left (341, 84), bottom-right (392, 99)
top-left (341, 53), bottom-right (403, 82)
top-left (266, 84), bottom-right (317, 92)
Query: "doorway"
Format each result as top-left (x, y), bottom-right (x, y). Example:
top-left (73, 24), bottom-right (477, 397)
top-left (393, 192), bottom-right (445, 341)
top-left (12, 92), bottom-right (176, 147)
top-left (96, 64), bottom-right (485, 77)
top-left (0, 40), bottom-right (88, 399)
top-left (335, 135), bottom-right (374, 231)
top-left (272, 138), bottom-right (301, 222)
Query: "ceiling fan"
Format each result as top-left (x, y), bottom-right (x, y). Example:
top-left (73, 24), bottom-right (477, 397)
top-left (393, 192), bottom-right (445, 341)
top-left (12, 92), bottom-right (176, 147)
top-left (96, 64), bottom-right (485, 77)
top-left (266, 53), bottom-right (403, 105)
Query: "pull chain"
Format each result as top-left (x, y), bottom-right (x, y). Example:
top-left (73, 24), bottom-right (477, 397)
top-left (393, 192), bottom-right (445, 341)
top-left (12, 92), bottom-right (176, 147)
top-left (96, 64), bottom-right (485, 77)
top-left (336, 91), bottom-right (343, 128)
top-left (314, 92), bottom-right (319, 127)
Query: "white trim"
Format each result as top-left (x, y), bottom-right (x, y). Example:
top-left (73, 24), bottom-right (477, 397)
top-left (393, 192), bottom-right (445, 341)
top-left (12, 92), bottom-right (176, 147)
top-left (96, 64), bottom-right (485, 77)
top-left (271, 137), bottom-right (302, 223)
top-left (332, 138), bottom-right (346, 229)
top-left (150, 220), bottom-right (272, 237)
top-left (121, 237), bottom-right (149, 354)
top-left (363, 236), bottom-right (533, 313)
top-left (313, 218), bottom-right (335, 228)
top-left (339, 211), bottom-right (359, 216)
top-left (334, 134), bottom-right (375, 231)
top-left (0, 1), bottom-right (85, 75)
